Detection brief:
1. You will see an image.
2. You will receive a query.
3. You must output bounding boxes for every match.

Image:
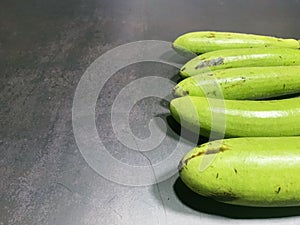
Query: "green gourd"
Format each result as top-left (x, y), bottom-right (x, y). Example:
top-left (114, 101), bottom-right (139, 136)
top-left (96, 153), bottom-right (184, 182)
top-left (179, 137), bottom-right (300, 207)
top-left (173, 31), bottom-right (299, 55)
top-left (179, 48), bottom-right (300, 77)
top-left (169, 96), bottom-right (300, 137)
top-left (173, 66), bottom-right (300, 100)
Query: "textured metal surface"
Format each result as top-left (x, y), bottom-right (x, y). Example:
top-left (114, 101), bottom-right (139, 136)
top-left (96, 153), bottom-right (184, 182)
top-left (1, 0), bottom-right (300, 224)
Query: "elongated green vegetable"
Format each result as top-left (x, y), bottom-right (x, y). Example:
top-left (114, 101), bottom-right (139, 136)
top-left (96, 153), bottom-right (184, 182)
top-left (173, 31), bottom-right (300, 55)
top-left (179, 136), bottom-right (300, 207)
top-left (180, 48), bottom-right (300, 77)
top-left (169, 96), bottom-right (300, 137)
top-left (173, 66), bottom-right (300, 100)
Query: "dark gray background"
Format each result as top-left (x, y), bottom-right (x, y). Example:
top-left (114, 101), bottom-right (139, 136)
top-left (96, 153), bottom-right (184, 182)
top-left (1, 0), bottom-right (300, 224)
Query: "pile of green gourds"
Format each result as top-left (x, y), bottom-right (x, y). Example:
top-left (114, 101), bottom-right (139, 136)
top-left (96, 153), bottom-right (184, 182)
top-left (170, 31), bottom-right (300, 207)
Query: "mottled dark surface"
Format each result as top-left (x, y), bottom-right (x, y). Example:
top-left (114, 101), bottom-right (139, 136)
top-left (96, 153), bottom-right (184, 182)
top-left (1, 0), bottom-right (300, 224)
